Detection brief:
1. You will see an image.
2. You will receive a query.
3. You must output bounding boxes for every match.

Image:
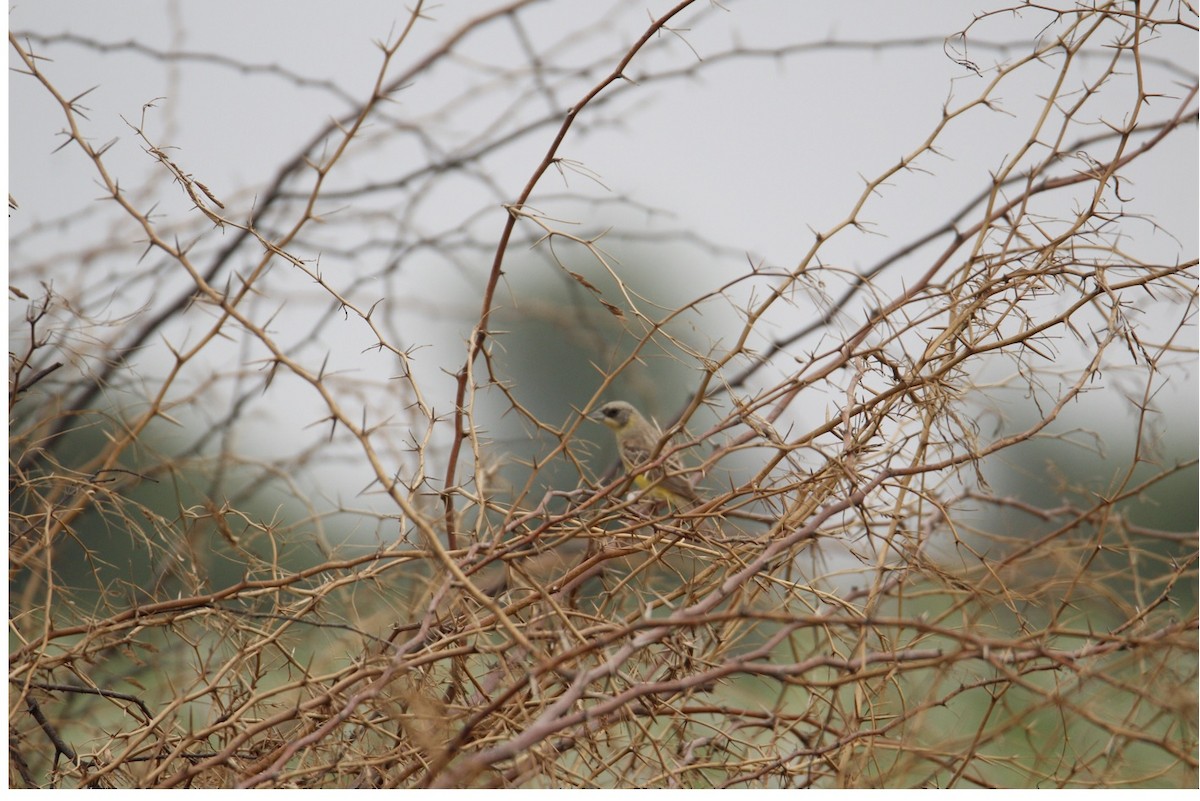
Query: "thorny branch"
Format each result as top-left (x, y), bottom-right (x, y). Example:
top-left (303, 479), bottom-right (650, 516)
top-left (9, 0), bottom-right (1197, 790)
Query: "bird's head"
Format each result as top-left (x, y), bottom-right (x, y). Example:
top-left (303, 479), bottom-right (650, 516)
top-left (591, 400), bottom-right (637, 430)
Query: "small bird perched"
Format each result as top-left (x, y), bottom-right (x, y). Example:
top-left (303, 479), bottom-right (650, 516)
top-left (590, 400), bottom-right (701, 506)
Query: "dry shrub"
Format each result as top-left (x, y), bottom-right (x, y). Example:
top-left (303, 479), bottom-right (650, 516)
top-left (9, 1), bottom-right (1197, 789)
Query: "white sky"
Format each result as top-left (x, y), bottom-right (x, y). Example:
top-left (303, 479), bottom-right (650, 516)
top-left (8, 1), bottom-right (1198, 519)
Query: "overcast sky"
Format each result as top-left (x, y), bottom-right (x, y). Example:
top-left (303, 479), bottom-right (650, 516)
top-left (9, 1), bottom-right (1197, 519)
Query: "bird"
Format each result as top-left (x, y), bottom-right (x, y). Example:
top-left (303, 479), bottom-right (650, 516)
top-left (590, 400), bottom-right (701, 506)
top-left (473, 537), bottom-right (593, 598)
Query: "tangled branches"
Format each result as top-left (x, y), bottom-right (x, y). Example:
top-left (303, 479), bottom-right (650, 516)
top-left (9, 0), bottom-right (1197, 789)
